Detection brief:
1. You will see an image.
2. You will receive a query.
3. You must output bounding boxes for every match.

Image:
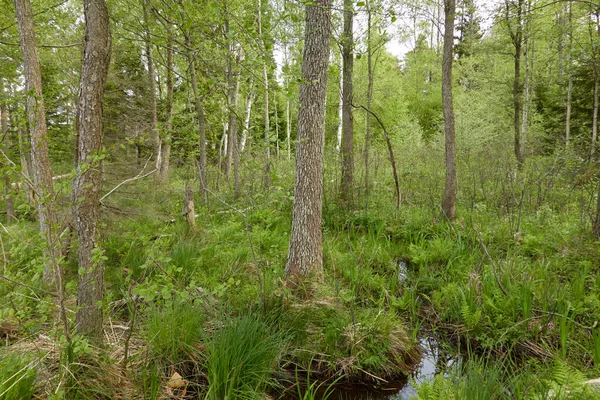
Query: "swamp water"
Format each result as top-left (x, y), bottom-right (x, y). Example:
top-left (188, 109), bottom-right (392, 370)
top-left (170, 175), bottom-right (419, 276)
top-left (279, 337), bottom-right (456, 399)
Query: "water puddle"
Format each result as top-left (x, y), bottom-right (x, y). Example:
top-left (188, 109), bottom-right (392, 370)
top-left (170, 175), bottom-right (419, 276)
top-left (278, 336), bottom-right (456, 399)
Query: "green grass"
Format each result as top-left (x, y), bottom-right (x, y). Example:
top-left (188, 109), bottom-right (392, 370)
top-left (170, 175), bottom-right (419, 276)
top-left (0, 352), bottom-right (37, 400)
top-left (203, 315), bottom-right (283, 400)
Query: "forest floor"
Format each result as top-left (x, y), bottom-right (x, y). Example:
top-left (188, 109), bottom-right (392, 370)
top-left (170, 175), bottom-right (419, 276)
top-left (2, 150), bottom-right (600, 399)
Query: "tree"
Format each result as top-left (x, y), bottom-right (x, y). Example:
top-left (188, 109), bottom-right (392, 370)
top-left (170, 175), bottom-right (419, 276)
top-left (442, 0), bottom-right (457, 219)
top-left (340, 0), bottom-right (354, 207)
top-left (73, 0), bottom-right (111, 339)
top-left (285, 0), bottom-right (332, 280)
top-left (14, 0), bottom-right (61, 284)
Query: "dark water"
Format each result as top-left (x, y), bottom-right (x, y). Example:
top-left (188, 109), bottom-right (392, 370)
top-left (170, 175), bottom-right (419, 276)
top-left (279, 337), bottom-right (455, 400)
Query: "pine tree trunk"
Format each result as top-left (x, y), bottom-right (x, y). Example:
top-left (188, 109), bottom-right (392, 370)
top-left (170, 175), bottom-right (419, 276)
top-left (285, 0), bottom-right (332, 280)
top-left (14, 0), bottom-right (61, 283)
top-left (442, 0), bottom-right (457, 220)
top-left (340, 0), bottom-right (354, 207)
top-left (73, 0), bottom-right (111, 339)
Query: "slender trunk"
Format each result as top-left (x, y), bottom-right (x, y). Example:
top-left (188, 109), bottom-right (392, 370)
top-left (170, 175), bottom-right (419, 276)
top-left (286, 98), bottom-right (291, 160)
top-left (285, 0), bottom-right (332, 280)
top-left (258, 0), bottom-right (271, 185)
top-left (241, 83), bottom-right (254, 153)
top-left (340, 0), bottom-right (354, 207)
top-left (565, 1), bottom-right (573, 148)
top-left (442, 0), bottom-right (457, 219)
top-left (159, 28), bottom-right (173, 182)
top-left (143, 1), bottom-right (160, 174)
top-left (226, 47), bottom-right (241, 197)
top-left (1, 97), bottom-right (14, 223)
top-left (14, 0), bottom-right (60, 283)
top-left (365, 1), bottom-right (373, 200)
top-left (73, 0), bottom-right (111, 339)
top-left (512, 0), bottom-right (525, 170)
top-left (274, 93), bottom-right (280, 158)
top-left (186, 36), bottom-right (207, 192)
top-left (336, 51), bottom-right (343, 153)
top-left (593, 69), bottom-right (599, 158)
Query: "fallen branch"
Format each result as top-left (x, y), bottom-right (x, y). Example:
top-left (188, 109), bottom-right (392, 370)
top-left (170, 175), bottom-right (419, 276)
top-left (350, 102), bottom-right (401, 208)
top-left (101, 155), bottom-right (156, 202)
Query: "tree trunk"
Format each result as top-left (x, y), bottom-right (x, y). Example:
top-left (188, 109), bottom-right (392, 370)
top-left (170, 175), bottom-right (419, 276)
top-left (511, 0), bottom-right (525, 170)
top-left (565, 1), bottom-right (573, 148)
top-left (159, 28), bottom-right (173, 183)
top-left (187, 53), bottom-right (207, 193)
top-left (73, 0), bottom-right (111, 339)
top-left (184, 181), bottom-right (195, 229)
top-left (1, 92), bottom-right (14, 223)
top-left (286, 97), bottom-right (291, 160)
top-left (226, 50), bottom-right (241, 198)
top-left (365, 1), bottom-right (373, 201)
top-left (143, 1), bottom-right (160, 175)
top-left (285, 0), bottom-right (332, 280)
top-left (241, 82), bottom-right (254, 153)
top-left (336, 52), bottom-right (343, 153)
top-left (340, 0), bottom-right (354, 207)
top-left (257, 0), bottom-right (271, 188)
top-left (14, 0), bottom-right (61, 283)
top-left (593, 69), bottom-right (599, 158)
top-left (442, 0), bottom-right (457, 220)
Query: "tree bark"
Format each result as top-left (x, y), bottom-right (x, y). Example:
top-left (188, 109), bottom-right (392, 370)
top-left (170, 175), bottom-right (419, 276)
top-left (365, 1), bottom-right (373, 201)
top-left (509, 0), bottom-right (525, 169)
top-left (184, 181), bottom-right (195, 229)
top-left (442, 0), bottom-right (457, 220)
top-left (73, 0), bottom-right (111, 339)
top-left (185, 40), bottom-right (207, 193)
top-left (159, 27), bottom-right (173, 183)
top-left (14, 0), bottom-right (61, 283)
top-left (593, 69), bottom-right (599, 158)
top-left (1, 90), bottom-right (14, 223)
top-left (143, 1), bottom-right (161, 176)
top-left (565, 1), bottom-right (573, 148)
top-left (257, 0), bottom-right (271, 186)
top-left (285, 0), bottom-right (332, 280)
top-left (340, 0), bottom-right (354, 207)
top-left (241, 83), bottom-right (254, 153)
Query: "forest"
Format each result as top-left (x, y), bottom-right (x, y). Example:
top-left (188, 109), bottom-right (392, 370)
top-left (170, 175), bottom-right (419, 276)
top-left (1, 0), bottom-right (600, 398)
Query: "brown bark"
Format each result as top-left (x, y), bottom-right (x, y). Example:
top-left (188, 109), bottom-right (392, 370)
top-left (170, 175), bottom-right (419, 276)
top-left (285, 0), bottom-right (332, 280)
top-left (184, 181), bottom-right (195, 229)
top-left (73, 0), bottom-right (111, 339)
top-left (442, 0), bottom-right (457, 220)
top-left (340, 0), bottom-right (354, 207)
top-left (14, 0), bottom-right (61, 283)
